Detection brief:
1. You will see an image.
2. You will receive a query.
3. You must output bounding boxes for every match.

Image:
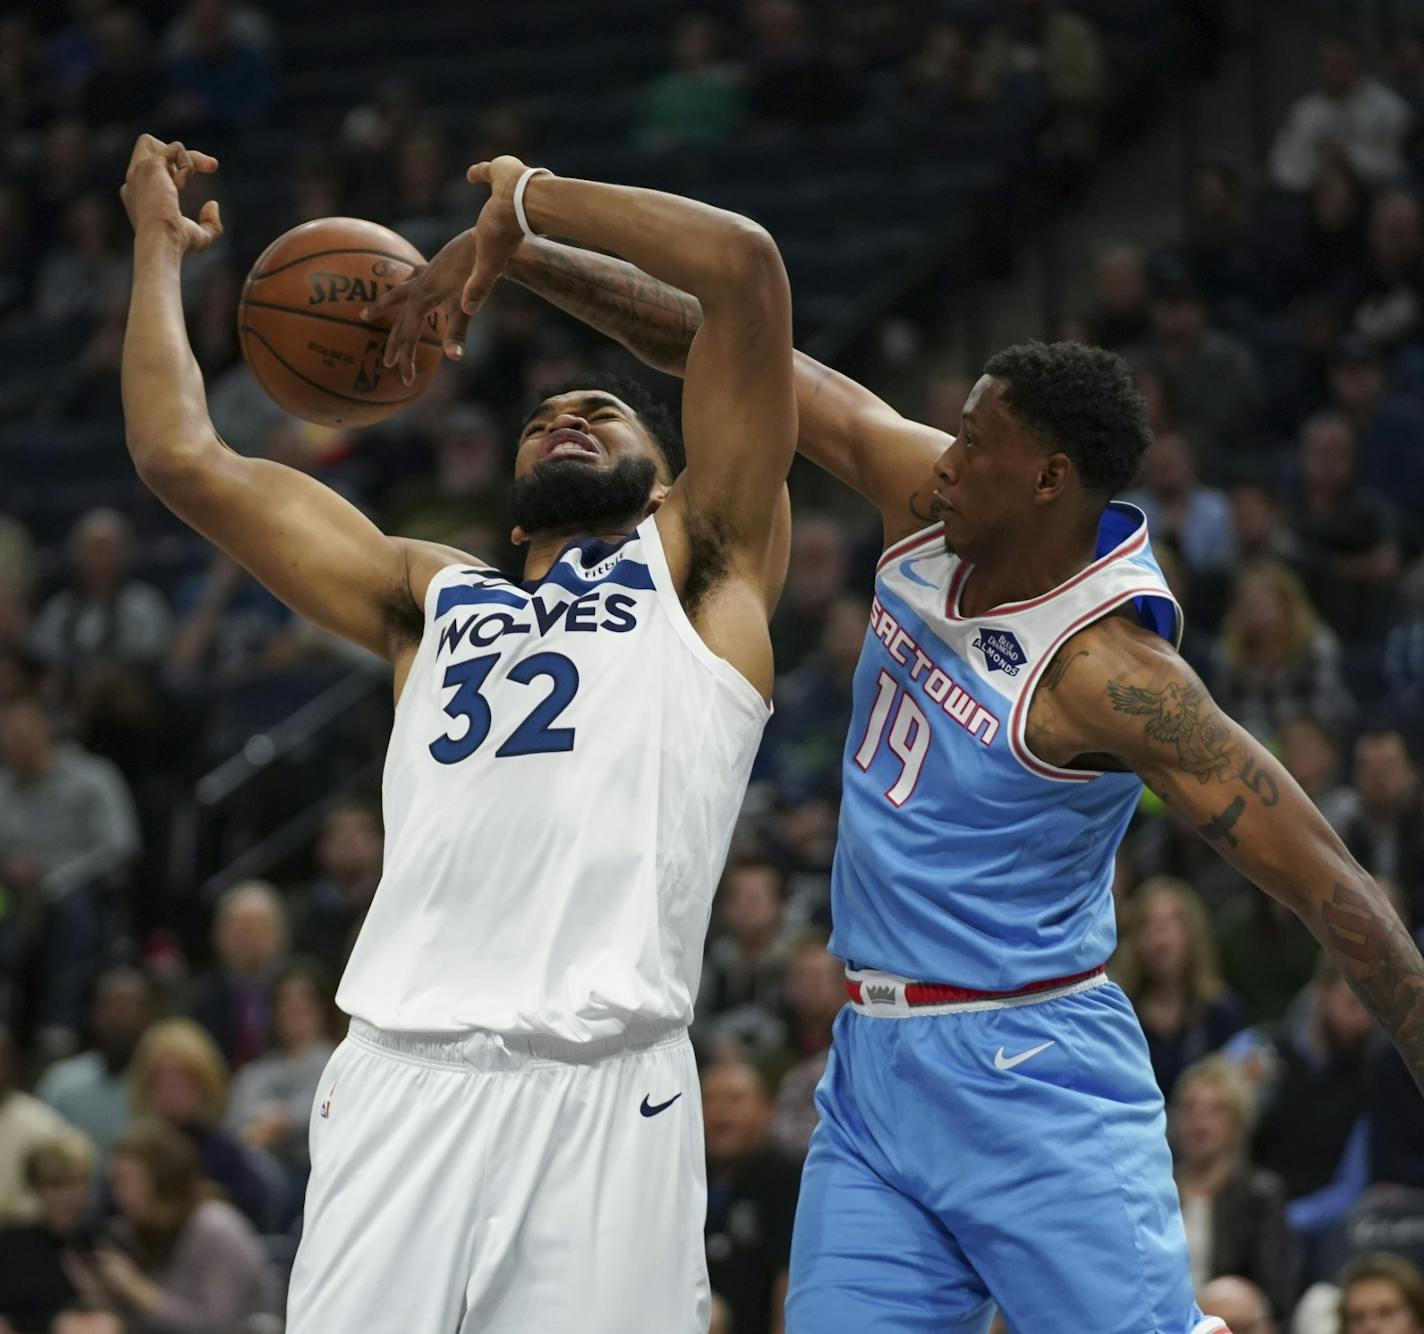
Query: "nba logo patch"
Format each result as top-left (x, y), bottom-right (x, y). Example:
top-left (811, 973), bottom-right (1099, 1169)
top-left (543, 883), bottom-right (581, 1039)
top-left (319, 1082), bottom-right (336, 1119)
top-left (972, 628), bottom-right (1026, 677)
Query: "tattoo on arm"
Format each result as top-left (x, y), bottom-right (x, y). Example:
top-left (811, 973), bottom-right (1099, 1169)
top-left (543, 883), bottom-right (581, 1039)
top-left (1197, 795), bottom-right (1245, 847)
top-left (1043, 650), bottom-right (1088, 692)
top-left (1105, 679), bottom-right (1236, 782)
top-left (510, 243), bottom-right (702, 373)
top-left (1321, 880), bottom-right (1424, 1090)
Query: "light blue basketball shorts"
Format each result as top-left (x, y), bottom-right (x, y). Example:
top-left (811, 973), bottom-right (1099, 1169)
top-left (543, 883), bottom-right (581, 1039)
top-left (786, 974), bottom-right (1230, 1334)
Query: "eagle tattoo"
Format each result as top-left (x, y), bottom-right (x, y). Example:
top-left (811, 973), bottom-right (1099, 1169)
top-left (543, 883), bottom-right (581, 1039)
top-left (1105, 680), bottom-right (1235, 783)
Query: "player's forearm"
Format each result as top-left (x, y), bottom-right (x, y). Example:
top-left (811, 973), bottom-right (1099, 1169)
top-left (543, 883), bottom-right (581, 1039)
top-left (519, 174), bottom-right (784, 319)
top-left (122, 230), bottom-right (222, 478)
top-left (1312, 875), bottom-right (1424, 1094)
top-left (505, 236), bottom-right (701, 377)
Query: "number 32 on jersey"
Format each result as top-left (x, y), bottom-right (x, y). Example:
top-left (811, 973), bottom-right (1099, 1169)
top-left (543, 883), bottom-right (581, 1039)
top-left (429, 652), bottom-right (579, 763)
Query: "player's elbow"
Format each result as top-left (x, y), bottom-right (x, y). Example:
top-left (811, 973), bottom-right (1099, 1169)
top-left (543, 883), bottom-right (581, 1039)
top-left (710, 221), bottom-right (791, 325)
top-left (127, 428), bottom-right (223, 495)
top-left (719, 222), bottom-right (788, 296)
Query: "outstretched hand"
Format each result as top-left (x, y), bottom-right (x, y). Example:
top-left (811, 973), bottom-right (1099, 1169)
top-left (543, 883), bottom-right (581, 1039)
top-left (459, 156), bottom-right (539, 319)
top-left (361, 229), bottom-right (477, 386)
top-left (119, 134), bottom-right (223, 255)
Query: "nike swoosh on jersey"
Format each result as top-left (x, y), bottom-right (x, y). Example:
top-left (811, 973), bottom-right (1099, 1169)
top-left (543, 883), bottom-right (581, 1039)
top-left (640, 1092), bottom-right (682, 1117)
top-left (993, 1040), bottom-right (1055, 1071)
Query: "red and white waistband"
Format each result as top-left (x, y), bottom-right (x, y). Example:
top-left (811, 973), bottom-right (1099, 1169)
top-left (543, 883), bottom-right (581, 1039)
top-left (845, 964), bottom-right (1109, 1016)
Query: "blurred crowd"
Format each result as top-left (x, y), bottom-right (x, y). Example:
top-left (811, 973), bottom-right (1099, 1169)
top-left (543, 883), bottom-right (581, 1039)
top-left (1, 1), bottom-right (1424, 1333)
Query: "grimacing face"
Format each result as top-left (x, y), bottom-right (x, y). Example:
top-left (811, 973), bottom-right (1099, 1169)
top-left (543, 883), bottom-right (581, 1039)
top-left (510, 390), bottom-right (670, 539)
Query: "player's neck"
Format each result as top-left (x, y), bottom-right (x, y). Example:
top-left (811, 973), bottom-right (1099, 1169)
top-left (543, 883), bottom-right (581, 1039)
top-left (957, 523), bottom-right (1098, 620)
top-left (519, 518), bottom-right (644, 584)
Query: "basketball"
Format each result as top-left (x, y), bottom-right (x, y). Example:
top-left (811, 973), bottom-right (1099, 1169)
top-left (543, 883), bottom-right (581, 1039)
top-left (238, 217), bottom-right (446, 428)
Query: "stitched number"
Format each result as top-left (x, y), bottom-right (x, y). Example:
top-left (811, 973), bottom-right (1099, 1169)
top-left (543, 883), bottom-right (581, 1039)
top-left (495, 653), bottom-right (579, 757)
top-left (853, 668), bottom-right (931, 806)
top-left (853, 669), bottom-right (898, 770)
top-left (429, 653), bottom-right (579, 764)
top-left (428, 654), bottom-right (498, 764)
top-left (884, 694), bottom-right (929, 806)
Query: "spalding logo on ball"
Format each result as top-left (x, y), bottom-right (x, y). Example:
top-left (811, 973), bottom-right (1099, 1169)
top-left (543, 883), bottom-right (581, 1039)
top-left (238, 217), bottom-right (447, 428)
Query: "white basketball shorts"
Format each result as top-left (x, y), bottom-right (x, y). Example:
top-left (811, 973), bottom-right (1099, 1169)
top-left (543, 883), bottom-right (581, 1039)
top-left (286, 1021), bottom-right (708, 1333)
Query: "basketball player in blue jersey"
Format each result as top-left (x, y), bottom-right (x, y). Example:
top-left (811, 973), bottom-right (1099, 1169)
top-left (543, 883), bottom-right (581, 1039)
top-left (383, 234), bottom-right (1424, 1332)
top-left (118, 134), bottom-right (797, 1332)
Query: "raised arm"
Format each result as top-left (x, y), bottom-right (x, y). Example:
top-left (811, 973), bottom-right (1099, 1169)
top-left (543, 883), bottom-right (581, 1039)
top-left (371, 229), bottom-right (947, 546)
top-left (1037, 616), bottom-right (1424, 1092)
top-left (119, 136), bottom-right (464, 666)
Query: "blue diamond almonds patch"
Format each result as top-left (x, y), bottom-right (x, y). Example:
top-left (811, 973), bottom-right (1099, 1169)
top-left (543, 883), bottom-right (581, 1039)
top-left (972, 628), bottom-right (1027, 677)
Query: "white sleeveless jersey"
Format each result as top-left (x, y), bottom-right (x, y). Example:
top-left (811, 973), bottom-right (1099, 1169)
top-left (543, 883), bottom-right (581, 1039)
top-left (336, 515), bottom-right (769, 1042)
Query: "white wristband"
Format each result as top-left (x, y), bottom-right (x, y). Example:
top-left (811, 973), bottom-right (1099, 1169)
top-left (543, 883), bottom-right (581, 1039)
top-left (513, 166), bottom-right (552, 240)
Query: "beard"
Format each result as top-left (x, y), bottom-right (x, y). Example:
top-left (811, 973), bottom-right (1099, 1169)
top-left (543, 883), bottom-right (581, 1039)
top-left (509, 455), bottom-right (659, 535)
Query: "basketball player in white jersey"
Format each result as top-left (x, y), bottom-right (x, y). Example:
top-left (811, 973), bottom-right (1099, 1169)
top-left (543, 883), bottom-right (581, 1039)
top-left (118, 134), bottom-right (796, 1332)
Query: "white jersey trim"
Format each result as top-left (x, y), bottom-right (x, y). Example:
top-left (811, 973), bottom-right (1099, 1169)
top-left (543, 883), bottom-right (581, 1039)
top-left (642, 513), bottom-right (770, 720)
top-left (1008, 584), bottom-right (1184, 783)
top-left (876, 523), bottom-right (944, 573)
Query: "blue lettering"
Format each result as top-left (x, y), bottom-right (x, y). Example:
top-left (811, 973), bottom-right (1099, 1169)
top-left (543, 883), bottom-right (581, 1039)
top-left (530, 599), bottom-right (571, 635)
top-left (470, 612), bottom-right (528, 646)
top-left (600, 592), bottom-right (638, 633)
top-left (564, 595), bottom-right (599, 632)
top-left (438, 617), bottom-right (474, 657)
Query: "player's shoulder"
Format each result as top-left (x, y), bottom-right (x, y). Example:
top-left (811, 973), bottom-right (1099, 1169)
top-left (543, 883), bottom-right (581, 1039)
top-left (390, 537), bottom-right (491, 643)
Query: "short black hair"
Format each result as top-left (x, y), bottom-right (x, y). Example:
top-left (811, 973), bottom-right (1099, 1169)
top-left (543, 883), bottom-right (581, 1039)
top-left (522, 373), bottom-right (685, 478)
top-left (983, 341), bottom-right (1152, 499)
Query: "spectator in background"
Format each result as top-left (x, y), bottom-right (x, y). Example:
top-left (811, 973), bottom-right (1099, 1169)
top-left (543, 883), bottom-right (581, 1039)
top-left (1384, 564), bottom-right (1424, 725)
top-left (921, 370), bottom-right (972, 437)
top-left (0, 1132), bottom-right (93, 1331)
top-left (1123, 429), bottom-right (1234, 575)
top-left (635, 13), bottom-right (745, 150)
top-left (1159, 161), bottom-right (1265, 329)
top-left (709, 1292), bottom-right (733, 1334)
top-left (224, 959), bottom-right (337, 1182)
top-left (77, 7), bottom-right (157, 138)
top-left (698, 855), bottom-right (789, 1058)
top-left (1280, 157), bottom-right (1370, 303)
top-left (187, 881), bottom-right (287, 1071)
top-left (35, 965), bottom-right (151, 1155)
top-left (1115, 877), bottom-right (1247, 1101)
top-left (33, 193), bottom-right (129, 329)
top-left (768, 930), bottom-right (842, 1158)
top-left (1270, 31), bottom-right (1413, 191)
top-left (745, 0), bottom-right (859, 128)
top-left (1337, 730), bottom-right (1424, 917)
top-left (1197, 1276), bottom-right (1277, 1334)
top-left (160, 0), bottom-right (275, 136)
top-left (1228, 477), bottom-right (1304, 571)
top-left (31, 510), bottom-right (173, 671)
top-left (980, 0), bottom-right (1105, 161)
top-left (1336, 1252), bottom-right (1424, 1332)
top-left (1210, 560), bottom-right (1352, 742)
top-left (1328, 334), bottom-right (1424, 526)
top-left (893, 21), bottom-right (992, 120)
top-left (703, 1060), bottom-right (800, 1334)
top-left (62, 1117), bottom-right (272, 1331)
top-left (339, 76), bottom-right (423, 216)
top-left (0, 509), bottom-right (35, 604)
top-left (390, 121), bottom-right (461, 261)
top-left (1290, 411), bottom-right (1407, 644)
top-left (761, 596), bottom-right (868, 808)
top-left (381, 404), bottom-right (505, 552)
top-left (1137, 258), bottom-right (1267, 451)
top-left (1346, 187), bottom-right (1424, 358)
top-left (1172, 1056), bottom-right (1298, 1318)
top-left (0, 1023), bottom-right (71, 1225)
top-left (1278, 714), bottom-right (1356, 832)
top-left (294, 800), bottom-right (383, 979)
top-left (769, 515), bottom-right (849, 672)
top-left (0, 694), bottom-right (141, 902)
top-left (1252, 960), bottom-right (1377, 1254)
top-left (128, 1019), bottom-right (275, 1230)
top-left (1087, 242), bottom-right (1152, 351)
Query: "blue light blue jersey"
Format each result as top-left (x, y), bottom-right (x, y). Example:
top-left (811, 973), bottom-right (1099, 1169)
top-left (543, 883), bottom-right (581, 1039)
top-left (831, 502), bottom-right (1181, 989)
top-left (787, 506), bottom-right (1226, 1334)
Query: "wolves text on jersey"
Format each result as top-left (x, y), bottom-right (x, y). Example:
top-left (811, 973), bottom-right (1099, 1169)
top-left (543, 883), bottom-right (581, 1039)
top-left (436, 590), bottom-right (640, 658)
top-left (868, 597), bottom-right (1000, 747)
